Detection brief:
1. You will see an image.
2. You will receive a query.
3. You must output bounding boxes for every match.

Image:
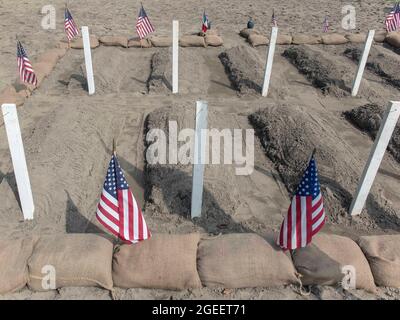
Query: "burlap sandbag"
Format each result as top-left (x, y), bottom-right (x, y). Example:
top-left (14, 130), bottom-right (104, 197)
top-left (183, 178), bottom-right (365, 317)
top-left (374, 31), bottom-right (387, 43)
top-left (292, 34), bottom-right (322, 44)
top-left (277, 34), bottom-right (293, 45)
top-left (385, 32), bottom-right (400, 48)
top-left (239, 28), bottom-right (260, 39)
top-left (0, 238), bottom-right (35, 294)
top-left (197, 233), bottom-right (298, 288)
top-left (70, 35), bottom-right (100, 49)
top-left (28, 234), bottom-right (113, 291)
top-left (150, 36), bottom-right (172, 47)
top-left (113, 233), bottom-right (202, 290)
top-left (199, 29), bottom-right (219, 37)
top-left (180, 35), bottom-right (206, 47)
top-left (321, 33), bottom-right (348, 45)
top-left (205, 35), bottom-right (223, 47)
top-left (345, 33), bottom-right (367, 43)
top-left (357, 235), bottom-right (400, 288)
top-left (0, 86), bottom-right (25, 106)
top-left (292, 233), bottom-right (376, 292)
top-left (99, 35), bottom-right (128, 48)
top-left (127, 38), bottom-right (152, 48)
top-left (248, 34), bottom-right (268, 47)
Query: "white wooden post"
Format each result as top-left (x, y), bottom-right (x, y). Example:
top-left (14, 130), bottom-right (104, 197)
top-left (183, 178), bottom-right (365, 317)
top-left (191, 101), bottom-right (208, 219)
top-left (172, 20), bottom-right (179, 94)
top-left (350, 101), bottom-right (400, 216)
top-left (262, 26), bottom-right (278, 97)
top-left (351, 30), bottom-right (375, 97)
top-left (82, 26), bottom-right (95, 95)
top-left (2, 104), bottom-right (34, 220)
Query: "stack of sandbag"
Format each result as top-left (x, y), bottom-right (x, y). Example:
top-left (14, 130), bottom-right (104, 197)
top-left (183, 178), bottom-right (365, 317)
top-left (385, 31), bottom-right (400, 48)
top-left (113, 234), bottom-right (202, 290)
top-left (99, 36), bottom-right (128, 48)
top-left (70, 35), bottom-right (100, 49)
top-left (374, 30), bottom-right (387, 43)
top-left (292, 233), bottom-right (376, 292)
top-left (357, 235), bottom-right (400, 288)
top-left (128, 38), bottom-right (152, 48)
top-left (321, 33), bottom-right (348, 45)
top-left (239, 28), bottom-right (260, 39)
top-left (345, 33), bottom-right (366, 43)
top-left (179, 35), bottom-right (207, 47)
top-left (292, 34), bottom-right (322, 45)
top-left (198, 29), bottom-right (223, 47)
top-left (0, 238), bottom-right (35, 294)
top-left (150, 36), bottom-right (172, 47)
top-left (197, 233), bottom-right (298, 288)
top-left (28, 234), bottom-right (114, 291)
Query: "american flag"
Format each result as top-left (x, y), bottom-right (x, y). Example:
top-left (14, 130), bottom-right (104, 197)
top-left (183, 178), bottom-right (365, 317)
top-left (202, 10), bottom-right (209, 32)
top-left (272, 9), bottom-right (277, 27)
top-left (386, 2), bottom-right (400, 32)
top-left (323, 16), bottom-right (329, 33)
top-left (96, 153), bottom-right (151, 243)
top-left (17, 40), bottom-right (37, 86)
top-left (64, 7), bottom-right (79, 41)
top-left (277, 154), bottom-right (325, 251)
top-left (136, 5), bottom-right (155, 39)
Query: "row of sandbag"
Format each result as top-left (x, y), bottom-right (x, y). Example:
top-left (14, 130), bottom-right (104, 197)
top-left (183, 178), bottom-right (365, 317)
top-left (239, 28), bottom-right (399, 47)
top-left (0, 46), bottom-right (68, 107)
top-left (0, 232), bottom-right (399, 295)
top-left (69, 32), bottom-right (223, 49)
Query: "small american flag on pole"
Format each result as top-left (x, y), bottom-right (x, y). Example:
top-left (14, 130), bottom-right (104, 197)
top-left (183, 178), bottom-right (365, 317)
top-left (323, 16), bottom-right (329, 33)
top-left (277, 152), bottom-right (326, 250)
top-left (96, 152), bottom-right (151, 243)
top-left (17, 40), bottom-right (37, 86)
top-left (385, 2), bottom-right (400, 32)
top-left (136, 4), bottom-right (155, 39)
top-left (272, 9), bottom-right (277, 27)
top-left (64, 7), bottom-right (79, 41)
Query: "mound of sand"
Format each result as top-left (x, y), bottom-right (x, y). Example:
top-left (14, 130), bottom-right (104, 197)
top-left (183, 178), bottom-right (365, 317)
top-left (144, 105), bottom-right (245, 234)
top-left (344, 103), bottom-right (400, 163)
top-left (249, 104), bottom-right (400, 232)
top-left (147, 48), bottom-right (210, 94)
top-left (344, 46), bottom-right (400, 89)
top-left (283, 45), bottom-right (349, 96)
top-left (219, 46), bottom-right (264, 94)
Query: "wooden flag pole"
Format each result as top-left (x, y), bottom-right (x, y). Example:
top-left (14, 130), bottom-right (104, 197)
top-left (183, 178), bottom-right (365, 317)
top-left (349, 101), bottom-right (400, 216)
top-left (81, 26), bottom-right (95, 95)
top-left (262, 26), bottom-right (278, 97)
top-left (2, 104), bottom-right (34, 220)
top-left (351, 30), bottom-right (375, 97)
top-left (191, 101), bottom-right (208, 219)
top-left (172, 20), bottom-right (179, 94)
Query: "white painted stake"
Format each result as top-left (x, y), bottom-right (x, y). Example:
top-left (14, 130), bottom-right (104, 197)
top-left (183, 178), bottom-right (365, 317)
top-left (2, 104), bottom-right (34, 220)
top-left (172, 20), bottom-right (179, 94)
top-left (262, 26), bottom-right (278, 97)
top-left (350, 101), bottom-right (400, 216)
top-left (191, 101), bottom-right (208, 219)
top-left (82, 26), bottom-right (95, 95)
top-left (351, 30), bottom-right (375, 97)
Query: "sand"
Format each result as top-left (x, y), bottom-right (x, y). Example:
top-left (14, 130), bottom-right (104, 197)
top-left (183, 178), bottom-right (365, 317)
top-left (1, 0), bottom-right (400, 299)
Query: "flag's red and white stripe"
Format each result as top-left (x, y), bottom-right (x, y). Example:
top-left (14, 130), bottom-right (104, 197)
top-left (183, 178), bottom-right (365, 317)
top-left (17, 41), bottom-right (37, 86)
top-left (97, 188), bottom-right (150, 243)
top-left (136, 6), bottom-right (155, 39)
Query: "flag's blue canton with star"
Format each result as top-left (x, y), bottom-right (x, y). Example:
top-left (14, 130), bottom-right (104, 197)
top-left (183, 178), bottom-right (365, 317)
top-left (296, 158), bottom-right (321, 199)
top-left (103, 155), bottom-right (129, 197)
